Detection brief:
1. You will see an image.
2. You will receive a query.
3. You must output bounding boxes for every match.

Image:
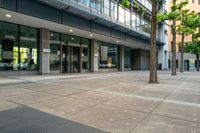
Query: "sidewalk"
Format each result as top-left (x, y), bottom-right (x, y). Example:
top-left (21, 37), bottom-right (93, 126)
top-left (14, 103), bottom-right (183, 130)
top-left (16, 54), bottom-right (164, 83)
top-left (0, 71), bottom-right (200, 133)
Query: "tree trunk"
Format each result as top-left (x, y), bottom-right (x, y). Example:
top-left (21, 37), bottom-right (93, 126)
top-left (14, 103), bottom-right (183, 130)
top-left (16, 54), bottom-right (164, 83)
top-left (180, 11), bottom-right (184, 73)
top-left (149, 0), bottom-right (158, 83)
top-left (180, 34), bottom-right (184, 73)
top-left (197, 55), bottom-right (199, 71)
top-left (171, 0), bottom-right (177, 75)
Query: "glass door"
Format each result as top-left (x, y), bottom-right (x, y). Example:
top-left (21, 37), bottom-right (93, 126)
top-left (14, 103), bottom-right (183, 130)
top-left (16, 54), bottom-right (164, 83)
top-left (62, 45), bottom-right (80, 73)
top-left (62, 45), bottom-right (70, 73)
top-left (71, 46), bottom-right (80, 73)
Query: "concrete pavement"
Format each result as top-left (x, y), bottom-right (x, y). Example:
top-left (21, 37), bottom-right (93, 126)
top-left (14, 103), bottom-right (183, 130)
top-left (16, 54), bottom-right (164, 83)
top-left (0, 71), bottom-right (200, 133)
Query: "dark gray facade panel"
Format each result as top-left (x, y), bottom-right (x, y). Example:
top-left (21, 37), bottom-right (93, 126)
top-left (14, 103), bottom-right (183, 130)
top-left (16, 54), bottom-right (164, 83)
top-left (141, 50), bottom-right (150, 70)
top-left (127, 34), bottom-right (149, 46)
top-left (132, 49), bottom-right (142, 70)
top-left (62, 13), bottom-right (90, 31)
top-left (17, 0), bottom-right (61, 23)
top-left (91, 23), bottom-right (110, 36)
top-left (126, 34), bottom-right (137, 42)
top-left (1, 0), bottom-right (16, 11)
top-left (111, 29), bottom-right (125, 40)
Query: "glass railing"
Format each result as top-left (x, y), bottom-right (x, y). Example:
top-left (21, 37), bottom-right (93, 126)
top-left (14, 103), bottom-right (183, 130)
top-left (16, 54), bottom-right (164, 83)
top-left (136, 0), bottom-right (152, 11)
top-left (57, 0), bottom-right (163, 42)
top-left (110, 1), bottom-right (117, 20)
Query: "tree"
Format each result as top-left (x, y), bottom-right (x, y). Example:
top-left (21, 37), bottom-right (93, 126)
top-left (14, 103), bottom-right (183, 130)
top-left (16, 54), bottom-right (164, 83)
top-left (149, 0), bottom-right (164, 83)
top-left (157, 0), bottom-right (189, 75)
top-left (184, 26), bottom-right (200, 71)
top-left (122, 0), bottom-right (164, 83)
top-left (177, 10), bottom-right (197, 72)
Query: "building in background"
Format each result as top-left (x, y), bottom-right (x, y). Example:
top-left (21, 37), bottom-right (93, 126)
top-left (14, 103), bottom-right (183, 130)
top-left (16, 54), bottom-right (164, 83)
top-left (158, 0), bottom-right (169, 70)
top-left (168, 0), bottom-right (200, 71)
top-left (0, 0), bottom-right (166, 75)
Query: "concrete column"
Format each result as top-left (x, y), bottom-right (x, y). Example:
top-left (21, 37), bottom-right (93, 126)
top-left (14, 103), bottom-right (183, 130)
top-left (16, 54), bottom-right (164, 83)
top-left (119, 45), bottom-right (124, 71)
top-left (132, 49), bottom-right (150, 70)
top-left (39, 29), bottom-right (50, 74)
top-left (158, 46), bottom-right (164, 70)
top-left (91, 39), bottom-right (99, 72)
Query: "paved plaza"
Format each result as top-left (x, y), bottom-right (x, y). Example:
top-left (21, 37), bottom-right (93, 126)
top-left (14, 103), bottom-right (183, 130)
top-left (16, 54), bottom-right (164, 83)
top-left (0, 71), bottom-right (200, 133)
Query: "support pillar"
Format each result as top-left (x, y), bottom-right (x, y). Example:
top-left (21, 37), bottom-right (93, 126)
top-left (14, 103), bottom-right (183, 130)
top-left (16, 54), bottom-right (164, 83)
top-left (91, 39), bottom-right (99, 72)
top-left (132, 49), bottom-right (150, 70)
top-left (158, 46), bottom-right (164, 70)
top-left (39, 29), bottom-right (50, 74)
top-left (119, 45), bottom-right (124, 71)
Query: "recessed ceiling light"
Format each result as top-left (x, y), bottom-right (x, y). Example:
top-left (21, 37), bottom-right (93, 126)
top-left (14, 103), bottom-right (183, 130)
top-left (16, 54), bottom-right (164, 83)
top-left (71, 37), bottom-right (74, 40)
top-left (50, 34), bottom-right (54, 36)
top-left (6, 14), bottom-right (12, 18)
top-left (116, 40), bottom-right (119, 43)
top-left (69, 29), bottom-right (73, 32)
top-left (90, 34), bottom-right (93, 37)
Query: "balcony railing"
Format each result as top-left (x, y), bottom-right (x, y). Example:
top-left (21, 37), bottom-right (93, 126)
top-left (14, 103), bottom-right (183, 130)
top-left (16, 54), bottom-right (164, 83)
top-left (51, 0), bottom-right (164, 42)
top-left (136, 0), bottom-right (152, 11)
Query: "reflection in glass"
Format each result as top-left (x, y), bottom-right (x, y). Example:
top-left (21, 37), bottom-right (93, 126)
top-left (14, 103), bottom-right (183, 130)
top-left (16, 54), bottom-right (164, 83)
top-left (103, 0), bottom-right (110, 15)
top-left (91, 0), bottom-right (102, 12)
top-left (50, 32), bottom-right (60, 70)
top-left (99, 42), bottom-right (118, 68)
top-left (111, 1), bottom-right (117, 20)
top-left (20, 26), bottom-right (38, 71)
top-left (0, 22), bottom-right (38, 71)
top-left (68, 35), bottom-right (80, 47)
top-left (82, 38), bottom-right (90, 70)
top-left (0, 22), bottom-right (18, 71)
top-left (78, 0), bottom-right (90, 7)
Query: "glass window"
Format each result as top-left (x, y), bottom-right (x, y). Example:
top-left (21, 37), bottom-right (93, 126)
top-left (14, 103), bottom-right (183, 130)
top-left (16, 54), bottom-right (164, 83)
top-left (20, 25), bottom-right (38, 71)
top-left (0, 22), bottom-right (18, 71)
top-left (50, 32), bottom-right (60, 70)
top-left (68, 35), bottom-right (81, 47)
top-left (124, 47), bottom-right (131, 68)
top-left (0, 22), bottom-right (38, 71)
top-left (99, 42), bottom-right (118, 68)
top-left (61, 34), bottom-right (68, 45)
top-left (61, 34), bottom-right (81, 47)
top-left (82, 38), bottom-right (90, 70)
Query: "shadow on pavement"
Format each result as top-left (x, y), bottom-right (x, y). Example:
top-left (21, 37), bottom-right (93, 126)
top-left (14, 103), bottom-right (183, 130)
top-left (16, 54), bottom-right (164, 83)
top-left (0, 105), bottom-right (108, 133)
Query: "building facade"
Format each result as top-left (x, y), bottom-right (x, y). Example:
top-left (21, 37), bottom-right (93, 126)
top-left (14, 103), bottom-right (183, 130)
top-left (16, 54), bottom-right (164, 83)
top-left (168, 0), bottom-right (200, 71)
top-left (0, 0), bottom-right (166, 75)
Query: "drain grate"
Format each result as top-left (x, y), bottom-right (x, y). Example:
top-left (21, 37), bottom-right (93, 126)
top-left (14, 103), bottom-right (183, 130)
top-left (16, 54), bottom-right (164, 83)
top-left (0, 106), bottom-right (108, 133)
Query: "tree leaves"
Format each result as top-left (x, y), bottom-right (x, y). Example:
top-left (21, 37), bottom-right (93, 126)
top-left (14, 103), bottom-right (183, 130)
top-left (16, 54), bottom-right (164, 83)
top-left (184, 31), bottom-right (200, 56)
top-left (122, 0), bottom-right (130, 9)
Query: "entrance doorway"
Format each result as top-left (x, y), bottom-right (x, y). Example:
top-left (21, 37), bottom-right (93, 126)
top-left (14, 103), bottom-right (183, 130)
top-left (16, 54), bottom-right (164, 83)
top-left (62, 45), bottom-right (80, 73)
top-left (184, 60), bottom-right (189, 71)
